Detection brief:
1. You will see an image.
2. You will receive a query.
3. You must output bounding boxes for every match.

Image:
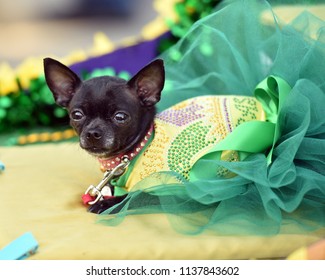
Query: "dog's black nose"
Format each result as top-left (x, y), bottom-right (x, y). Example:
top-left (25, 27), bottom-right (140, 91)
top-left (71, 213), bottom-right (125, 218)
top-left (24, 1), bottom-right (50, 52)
top-left (86, 129), bottom-right (102, 140)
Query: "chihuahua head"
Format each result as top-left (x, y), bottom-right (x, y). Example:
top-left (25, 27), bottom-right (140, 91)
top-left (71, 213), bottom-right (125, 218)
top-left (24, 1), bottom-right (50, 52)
top-left (43, 58), bottom-right (164, 159)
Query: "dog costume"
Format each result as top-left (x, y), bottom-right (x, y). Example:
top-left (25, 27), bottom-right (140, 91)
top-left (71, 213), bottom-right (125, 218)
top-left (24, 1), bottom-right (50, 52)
top-left (96, 0), bottom-right (325, 236)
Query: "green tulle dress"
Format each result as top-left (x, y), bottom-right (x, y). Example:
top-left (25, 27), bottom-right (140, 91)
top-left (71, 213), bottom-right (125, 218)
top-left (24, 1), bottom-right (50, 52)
top-left (98, 0), bottom-right (325, 235)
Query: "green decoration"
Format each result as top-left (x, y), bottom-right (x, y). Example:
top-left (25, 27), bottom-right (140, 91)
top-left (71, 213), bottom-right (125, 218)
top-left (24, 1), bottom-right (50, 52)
top-left (160, 0), bottom-right (222, 53)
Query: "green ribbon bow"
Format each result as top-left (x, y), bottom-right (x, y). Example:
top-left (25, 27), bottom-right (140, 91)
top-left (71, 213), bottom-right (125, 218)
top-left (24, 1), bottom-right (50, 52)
top-left (190, 75), bottom-right (291, 180)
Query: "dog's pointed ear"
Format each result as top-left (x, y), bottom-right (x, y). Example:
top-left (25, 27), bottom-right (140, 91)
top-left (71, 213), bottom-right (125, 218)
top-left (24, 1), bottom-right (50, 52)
top-left (127, 59), bottom-right (165, 107)
top-left (43, 58), bottom-right (81, 108)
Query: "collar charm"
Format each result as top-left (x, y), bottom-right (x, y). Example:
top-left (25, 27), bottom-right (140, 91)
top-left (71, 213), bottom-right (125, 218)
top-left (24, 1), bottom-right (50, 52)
top-left (82, 156), bottom-right (130, 205)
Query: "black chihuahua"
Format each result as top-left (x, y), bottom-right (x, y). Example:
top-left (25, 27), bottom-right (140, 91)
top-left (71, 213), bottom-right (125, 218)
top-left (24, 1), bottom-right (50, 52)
top-left (44, 58), bottom-right (164, 213)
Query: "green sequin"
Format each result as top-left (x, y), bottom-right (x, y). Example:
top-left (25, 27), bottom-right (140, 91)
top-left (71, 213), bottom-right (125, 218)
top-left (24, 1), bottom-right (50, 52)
top-left (167, 121), bottom-right (215, 180)
top-left (234, 97), bottom-right (258, 126)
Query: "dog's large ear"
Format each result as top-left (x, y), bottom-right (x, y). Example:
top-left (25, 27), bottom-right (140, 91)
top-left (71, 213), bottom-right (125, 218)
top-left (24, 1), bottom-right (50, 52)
top-left (43, 58), bottom-right (81, 108)
top-left (127, 59), bottom-right (165, 107)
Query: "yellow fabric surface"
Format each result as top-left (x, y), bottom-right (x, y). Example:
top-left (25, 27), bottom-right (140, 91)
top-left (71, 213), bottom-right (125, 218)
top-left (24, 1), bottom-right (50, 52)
top-left (0, 143), bottom-right (323, 260)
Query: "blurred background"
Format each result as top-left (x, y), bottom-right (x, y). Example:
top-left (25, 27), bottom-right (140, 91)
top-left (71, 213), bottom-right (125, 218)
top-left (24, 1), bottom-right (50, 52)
top-left (1, 0), bottom-right (324, 66)
top-left (0, 0), bottom-right (156, 66)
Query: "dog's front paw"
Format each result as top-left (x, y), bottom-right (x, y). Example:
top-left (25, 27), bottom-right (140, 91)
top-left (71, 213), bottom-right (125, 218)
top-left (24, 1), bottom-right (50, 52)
top-left (87, 195), bottom-right (127, 214)
top-left (88, 201), bottom-right (109, 214)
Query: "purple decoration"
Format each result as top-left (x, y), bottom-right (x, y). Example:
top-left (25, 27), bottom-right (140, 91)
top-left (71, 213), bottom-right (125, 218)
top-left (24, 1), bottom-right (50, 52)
top-left (157, 101), bottom-right (205, 126)
top-left (223, 97), bottom-right (233, 133)
top-left (70, 32), bottom-right (171, 76)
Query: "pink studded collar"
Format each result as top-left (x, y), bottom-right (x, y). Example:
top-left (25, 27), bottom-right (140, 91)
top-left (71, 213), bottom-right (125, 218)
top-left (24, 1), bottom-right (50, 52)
top-left (97, 124), bottom-right (154, 171)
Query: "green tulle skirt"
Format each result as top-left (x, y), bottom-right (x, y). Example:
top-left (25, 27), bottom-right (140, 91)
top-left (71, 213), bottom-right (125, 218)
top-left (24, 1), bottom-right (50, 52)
top-left (98, 0), bottom-right (325, 235)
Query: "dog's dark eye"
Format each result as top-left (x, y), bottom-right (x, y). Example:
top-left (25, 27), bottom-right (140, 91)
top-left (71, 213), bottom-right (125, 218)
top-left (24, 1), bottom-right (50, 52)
top-left (71, 110), bottom-right (84, 121)
top-left (114, 112), bottom-right (129, 124)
